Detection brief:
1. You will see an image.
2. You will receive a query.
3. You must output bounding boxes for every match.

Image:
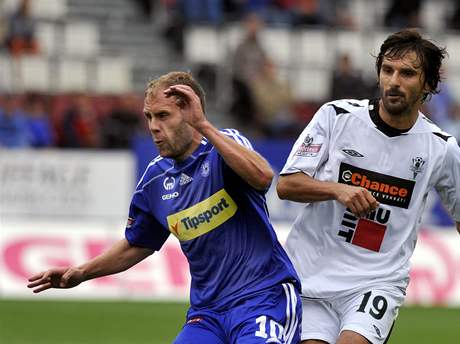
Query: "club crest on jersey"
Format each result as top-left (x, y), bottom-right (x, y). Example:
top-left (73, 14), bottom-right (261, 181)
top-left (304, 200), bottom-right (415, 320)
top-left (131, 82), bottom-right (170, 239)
top-left (410, 157), bottom-right (425, 179)
top-left (295, 134), bottom-right (322, 157)
top-left (163, 176), bottom-right (176, 190)
top-left (201, 160), bottom-right (210, 177)
top-left (166, 189), bottom-right (237, 241)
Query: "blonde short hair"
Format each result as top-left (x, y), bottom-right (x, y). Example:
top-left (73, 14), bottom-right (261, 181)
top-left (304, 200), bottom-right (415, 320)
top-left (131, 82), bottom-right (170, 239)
top-left (145, 71), bottom-right (206, 111)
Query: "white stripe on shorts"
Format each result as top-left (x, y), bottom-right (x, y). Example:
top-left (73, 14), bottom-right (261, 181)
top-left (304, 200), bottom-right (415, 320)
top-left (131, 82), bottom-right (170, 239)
top-left (282, 283), bottom-right (298, 344)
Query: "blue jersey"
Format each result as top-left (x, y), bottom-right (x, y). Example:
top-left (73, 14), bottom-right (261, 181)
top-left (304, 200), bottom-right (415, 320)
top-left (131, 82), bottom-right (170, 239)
top-left (125, 129), bottom-right (299, 309)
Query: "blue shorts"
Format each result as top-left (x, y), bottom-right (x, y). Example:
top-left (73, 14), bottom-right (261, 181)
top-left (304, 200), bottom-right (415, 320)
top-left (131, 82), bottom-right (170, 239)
top-left (173, 282), bottom-right (301, 344)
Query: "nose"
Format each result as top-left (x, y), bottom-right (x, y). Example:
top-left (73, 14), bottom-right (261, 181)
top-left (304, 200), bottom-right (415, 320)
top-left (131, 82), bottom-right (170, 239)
top-left (388, 71), bottom-right (400, 88)
top-left (148, 117), bottom-right (160, 133)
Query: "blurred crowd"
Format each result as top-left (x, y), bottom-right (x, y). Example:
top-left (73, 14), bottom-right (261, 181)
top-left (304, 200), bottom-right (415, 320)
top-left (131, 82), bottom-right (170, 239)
top-left (1, 0), bottom-right (460, 148)
top-left (0, 93), bottom-right (145, 149)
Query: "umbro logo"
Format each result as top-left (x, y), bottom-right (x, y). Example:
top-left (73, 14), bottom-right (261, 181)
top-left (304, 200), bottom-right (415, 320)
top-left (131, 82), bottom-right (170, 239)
top-left (342, 149), bottom-right (364, 157)
top-left (179, 173), bottom-right (193, 186)
top-left (373, 324), bottom-right (382, 338)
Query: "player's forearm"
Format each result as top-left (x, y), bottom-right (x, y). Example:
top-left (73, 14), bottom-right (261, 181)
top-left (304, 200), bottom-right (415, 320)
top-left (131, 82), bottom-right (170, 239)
top-left (78, 239), bottom-right (153, 282)
top-left (277, 173), bottom-right (338, 203)
top-left (197, 121), bottom-right (274, 190)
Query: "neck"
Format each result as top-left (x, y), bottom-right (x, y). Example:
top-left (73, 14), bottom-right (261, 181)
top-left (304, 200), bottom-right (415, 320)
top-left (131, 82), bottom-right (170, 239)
top-left (378, 99), bottom-right (420, 130)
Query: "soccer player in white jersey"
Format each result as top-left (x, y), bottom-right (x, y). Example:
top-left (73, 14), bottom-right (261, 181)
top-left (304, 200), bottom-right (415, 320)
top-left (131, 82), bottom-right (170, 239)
top-left (277, 29), bottom-right (460, 344)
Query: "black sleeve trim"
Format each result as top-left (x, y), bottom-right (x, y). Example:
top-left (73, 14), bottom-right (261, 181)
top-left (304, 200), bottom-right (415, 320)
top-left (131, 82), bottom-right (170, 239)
top-left (432, 132), bottom-right (452, 142)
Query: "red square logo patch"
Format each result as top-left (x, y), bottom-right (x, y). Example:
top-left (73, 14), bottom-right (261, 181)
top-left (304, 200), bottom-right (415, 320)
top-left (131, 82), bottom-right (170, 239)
top-left (351, 218), bottom-right (386, 252)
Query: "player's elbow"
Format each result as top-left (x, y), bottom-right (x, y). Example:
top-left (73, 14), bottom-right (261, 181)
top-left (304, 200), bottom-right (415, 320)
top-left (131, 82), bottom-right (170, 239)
top-left (253, 169), bottom-right (274, 190)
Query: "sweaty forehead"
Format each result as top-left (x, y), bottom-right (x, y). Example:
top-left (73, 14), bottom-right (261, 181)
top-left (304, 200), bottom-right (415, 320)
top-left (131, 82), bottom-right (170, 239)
top-left (143, 89), bottom-right (171, 111)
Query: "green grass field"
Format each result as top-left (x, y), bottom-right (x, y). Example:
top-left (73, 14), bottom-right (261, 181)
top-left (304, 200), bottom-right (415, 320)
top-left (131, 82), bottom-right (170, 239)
top-left (1, 299), bottom-right (459, 343)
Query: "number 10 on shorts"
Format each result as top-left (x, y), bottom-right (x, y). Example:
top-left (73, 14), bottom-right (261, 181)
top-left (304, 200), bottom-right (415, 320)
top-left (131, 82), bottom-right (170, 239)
top-left (255, 315), bottom-right (284, 340)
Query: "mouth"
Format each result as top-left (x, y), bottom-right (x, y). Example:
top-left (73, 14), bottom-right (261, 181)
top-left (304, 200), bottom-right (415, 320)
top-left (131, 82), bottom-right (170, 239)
top-left (386, 90), bottom-right (404, 99)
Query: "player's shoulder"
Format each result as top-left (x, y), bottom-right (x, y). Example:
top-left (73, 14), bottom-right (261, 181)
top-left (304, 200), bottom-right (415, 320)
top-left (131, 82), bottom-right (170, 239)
top-left (220, 128), bottom-right (254, 149)
top-left (323, 98), bottom-right (370, 116)
top-left (417, 113), bottom-right (457, 145)
top-left (136, 155), bottom-right (172, 191)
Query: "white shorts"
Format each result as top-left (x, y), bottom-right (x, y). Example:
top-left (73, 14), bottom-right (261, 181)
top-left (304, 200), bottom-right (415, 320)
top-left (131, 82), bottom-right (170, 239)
top-left (301, 286), bottom-right (405, 344)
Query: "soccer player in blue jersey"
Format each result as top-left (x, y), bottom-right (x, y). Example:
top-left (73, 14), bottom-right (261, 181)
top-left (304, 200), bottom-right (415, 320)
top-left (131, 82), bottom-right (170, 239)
top-left (28, 71), bottom-right (302, 343)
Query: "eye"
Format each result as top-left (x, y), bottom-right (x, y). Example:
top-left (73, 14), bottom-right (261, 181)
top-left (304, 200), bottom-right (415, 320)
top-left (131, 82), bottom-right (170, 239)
top-left (144, 112), bottom-right (152, 120)
top-left (401, 70), bottom-right (416, 77)
top-left (381, 66), bottom-right (392, 74)
top-left (157, 112), bottom-right (168, 119)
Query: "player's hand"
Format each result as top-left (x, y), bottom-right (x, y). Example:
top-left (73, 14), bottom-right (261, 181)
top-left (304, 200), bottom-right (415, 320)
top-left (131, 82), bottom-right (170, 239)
top-left (27, 267), bottom-right (85, 293)
top-left (164, 85), bottom-right (208, 130)
top-left (334, 184), bottom-right (379, 218)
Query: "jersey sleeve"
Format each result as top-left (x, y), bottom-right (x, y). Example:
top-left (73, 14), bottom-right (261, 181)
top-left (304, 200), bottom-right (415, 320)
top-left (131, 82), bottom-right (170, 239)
top-left (434, 137), bottom-right (460, 222)
top-left (125, 190), bottom-right (170, 251)
top-left (219, 128), bottom-right (270, 193)
top-left (220, 128), bottom-right (254, 150)
top-left (280, 103), bottom-right (333, 177)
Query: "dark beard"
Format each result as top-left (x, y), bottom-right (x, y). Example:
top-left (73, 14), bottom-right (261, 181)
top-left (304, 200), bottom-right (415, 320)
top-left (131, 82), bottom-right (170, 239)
top-left (381, 96), bottom-right (409, 116)
top-left (380, 88), bottom-right (413, 116)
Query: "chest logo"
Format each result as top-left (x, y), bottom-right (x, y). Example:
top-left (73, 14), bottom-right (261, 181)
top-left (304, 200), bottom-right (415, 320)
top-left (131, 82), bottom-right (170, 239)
top-left (179, 173), bottom-right (193, 186)
top-left (166, 189), bottom-right (237, 241)
top-left (410, 157), bottom-right (425, 179)
top-left (342, 149), bottom-right (364, 157)
top-left (339, 163), bottom-right (415, 209)
top-left (163, 177), bottom-right (176, 190)
top-left (201, 160), bottom-right (210, 177)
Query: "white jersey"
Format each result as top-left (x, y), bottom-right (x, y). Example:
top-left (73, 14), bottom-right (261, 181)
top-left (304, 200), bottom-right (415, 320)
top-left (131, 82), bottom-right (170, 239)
top-left (281, 99), bottom-right (460, 299)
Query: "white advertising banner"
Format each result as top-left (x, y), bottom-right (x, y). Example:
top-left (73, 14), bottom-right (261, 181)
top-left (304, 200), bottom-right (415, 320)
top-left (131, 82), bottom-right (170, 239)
top-left (0, 220), bottom-right (190, 300)
top-left (1, 220), bottom-right (460, 306)
top-left (0, 150), bottom-right (135, 219)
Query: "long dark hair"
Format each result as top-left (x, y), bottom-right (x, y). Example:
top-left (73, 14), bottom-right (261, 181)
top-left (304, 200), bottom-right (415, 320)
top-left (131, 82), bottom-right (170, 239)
top-left (376, 29), bottom-right (447, 100)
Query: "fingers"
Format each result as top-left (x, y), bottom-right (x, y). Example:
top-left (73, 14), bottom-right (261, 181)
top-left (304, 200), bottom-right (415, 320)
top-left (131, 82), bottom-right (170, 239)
top-left (31, 282), bottom-right (52, 294)
top-left (27, 272), bottom-right (45, 282)
top-left (164, 85), bottom-right (199, 104)
top-left (342, 186), bottom-right (379, 218)
top-left (27, 271), bottom-right (52, 288)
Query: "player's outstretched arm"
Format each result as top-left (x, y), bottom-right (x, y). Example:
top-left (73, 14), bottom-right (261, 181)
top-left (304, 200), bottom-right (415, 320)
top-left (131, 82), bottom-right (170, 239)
top-left (277, 172), bottom-right (379, 218)
top-left (165, 84), bottom-right (274, 190)
top-left (27, 239), bottom-right (153, 293)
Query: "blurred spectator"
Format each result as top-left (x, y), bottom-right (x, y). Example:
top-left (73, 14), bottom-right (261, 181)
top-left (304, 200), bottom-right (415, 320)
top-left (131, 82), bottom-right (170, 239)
top-left (181, 0), bottom-right (224, 25)
top-left (291, 0), bottom-right (324, 26)
top-left (101, 94), bottom-right (143, 149)
top-left (132, 0), bottom-right (156, 19)
top-left (230, 13), bottom-right (266, 132)
top-left (329, 53), bottom-right (369, 100)
top-left (161, 0), bottom-right (186, 54)
top-left (0, 95), bottom-right (30, 148)
top-left (447, 0), bottom-right (460, 31)
top-left (24, 94), bottom-right (53, 147)
top-left (423, 76), bottom-right (458, 128)
top-left (383, 0), bottom-right (422, 28)
top-left (58, 95), bottom-right (101, 148)
top-left (241, 0), bottom-right (292, 25)
top-left (250, 58), bottom-right (299, 137)
top-left (3, 0), bottom-right (39, 57)
top-left (291, 0), bottom-right (355, 28)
